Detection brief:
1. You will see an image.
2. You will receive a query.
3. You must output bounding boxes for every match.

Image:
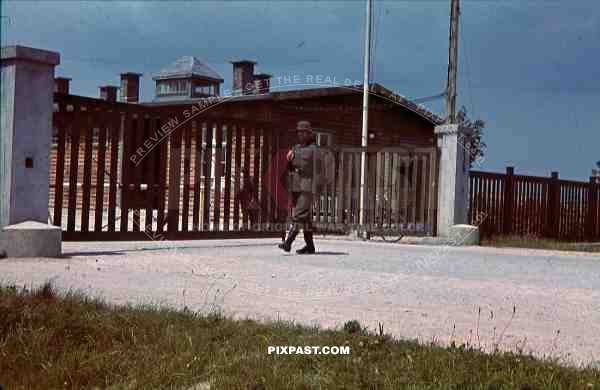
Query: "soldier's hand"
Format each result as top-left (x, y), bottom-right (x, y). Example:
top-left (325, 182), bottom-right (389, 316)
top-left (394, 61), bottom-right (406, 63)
top-left (286, 149), bottom-right (294, 162)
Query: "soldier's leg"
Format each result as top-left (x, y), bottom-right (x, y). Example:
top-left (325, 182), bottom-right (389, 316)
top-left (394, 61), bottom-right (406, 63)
top-left (296, 192), bottom-right (315, 254)
top-left (279, 192), bottom-right (301, 252)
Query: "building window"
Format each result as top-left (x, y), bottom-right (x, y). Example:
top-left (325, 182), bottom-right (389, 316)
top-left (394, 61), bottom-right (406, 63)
top-left (194, 85), bottom-right (213, 96)
top-left (156, 79), bottom-right (189, 96)
top-left (313, 129), bottom-right (334, 147)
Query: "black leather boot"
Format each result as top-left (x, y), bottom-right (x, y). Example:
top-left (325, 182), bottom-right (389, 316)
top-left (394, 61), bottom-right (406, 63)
top-left (296, 231), bottom-right (315, 254)
top-left (278, 225), bottom-right (299, 252)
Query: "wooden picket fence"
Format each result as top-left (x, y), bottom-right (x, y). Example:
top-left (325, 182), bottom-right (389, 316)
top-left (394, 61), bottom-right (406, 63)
top-left (50, 93), bottom-right (439, 240)
top-left (311, 146), bottom-right (438, 236)
top-left (50, 93), bottom-right (282, 240)
top-left (469, 167), bottom-right (600, 242)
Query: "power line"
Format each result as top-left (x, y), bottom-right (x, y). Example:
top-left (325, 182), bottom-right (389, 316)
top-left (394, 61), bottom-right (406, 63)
top-left (413, 91), bottom-right (447, 104)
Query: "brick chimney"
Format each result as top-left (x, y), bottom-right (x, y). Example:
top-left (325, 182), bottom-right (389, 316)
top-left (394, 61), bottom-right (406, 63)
top-left (54, 77), bottom-right (71, 94)
top-left (229, 60), bottom-right (256, 95)
top-left (252, 73), bottom-right (271, 95)
top-left (120, 72), bottom-right (141, 103)
top-left (99, 85), bottom-right (119, 102)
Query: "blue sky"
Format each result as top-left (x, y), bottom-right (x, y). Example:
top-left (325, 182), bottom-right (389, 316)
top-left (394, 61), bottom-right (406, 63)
top-left (2, 1), bottom-right (598, 179)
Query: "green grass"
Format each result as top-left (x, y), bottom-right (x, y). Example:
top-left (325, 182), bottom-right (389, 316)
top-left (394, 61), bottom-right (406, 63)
top-left (481, 235), bottom-right (600, 253)
top-left (1, 283), bottom-right (599, 390)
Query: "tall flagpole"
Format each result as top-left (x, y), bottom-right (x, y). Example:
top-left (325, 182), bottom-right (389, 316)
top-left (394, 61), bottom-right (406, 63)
top-left (359, 0), bottom-right (372, 232)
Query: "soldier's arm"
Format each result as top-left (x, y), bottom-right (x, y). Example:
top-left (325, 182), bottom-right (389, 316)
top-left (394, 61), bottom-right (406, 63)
top-left (289, 144), bottom-right (302, 169)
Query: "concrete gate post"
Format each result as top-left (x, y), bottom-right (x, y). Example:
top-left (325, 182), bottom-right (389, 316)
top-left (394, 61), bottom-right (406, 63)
top-left (0, 45), bottom-right (62, 257)
top-left (434, 123), bottom-right (478, 244)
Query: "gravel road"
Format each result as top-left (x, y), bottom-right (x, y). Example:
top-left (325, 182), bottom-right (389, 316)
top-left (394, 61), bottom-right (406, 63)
top-left (1, 238), bottom-right (599, 366)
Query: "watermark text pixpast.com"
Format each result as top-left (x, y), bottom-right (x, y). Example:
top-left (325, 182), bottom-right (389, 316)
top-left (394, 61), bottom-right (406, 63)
top-left (268, 346), bottom-right (350, 355)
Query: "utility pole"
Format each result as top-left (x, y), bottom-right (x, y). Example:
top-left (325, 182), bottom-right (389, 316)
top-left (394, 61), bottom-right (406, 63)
top-left (1, 16), bottom-right (11, 46)
top-left (358, 0), bottom-right (372, 232)
top-left (446, 0), bottom-right (460, 124)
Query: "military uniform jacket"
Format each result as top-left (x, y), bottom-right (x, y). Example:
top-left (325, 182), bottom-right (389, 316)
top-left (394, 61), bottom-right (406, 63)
top-left (288, 141), bottom-right (320, 194)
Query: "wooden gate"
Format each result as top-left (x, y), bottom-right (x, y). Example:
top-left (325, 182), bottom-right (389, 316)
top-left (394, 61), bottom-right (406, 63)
top-left (50, 94), bottom-right (281, 240)
top-left (312, 146), bottom-right (438, 236)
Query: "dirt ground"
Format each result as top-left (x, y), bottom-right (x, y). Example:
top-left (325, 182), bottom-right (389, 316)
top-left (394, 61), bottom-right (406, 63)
top-left (1, 238), bottom-right (599, 367)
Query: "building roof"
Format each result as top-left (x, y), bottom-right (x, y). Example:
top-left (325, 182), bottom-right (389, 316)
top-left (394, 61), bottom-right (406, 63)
top-left (152, 56), bottom-right (224, 82)
top-left (142, 83), bottom-right (445, 125)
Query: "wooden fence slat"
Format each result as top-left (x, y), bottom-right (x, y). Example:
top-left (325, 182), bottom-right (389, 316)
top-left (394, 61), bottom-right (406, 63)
top-left (344, 153), bottom-right (353, 224)
top-left (335, 150), bottom-right (344, 224)
top-left (380, 151), bottom-right (387, 225)
top-left (402, 156), bottom-right (410, 228)
top-left (233, 126), bottom-right (242, 230)
top-left (212, 123), bottom-right (223, 231)
top-left (132, 116), bottom-right (144, 232)
top-left (241, 127), bottom-right (250, 228)
top-left (418, 155), bottom-right (427, 228)
top-left (94, 116), bottom-right (108, 232)
top-left (329, 147), bottom-right (336, 225)
top-left (541, 179), bottom-right (548, 238)
top-left (264, 127), bottom-right (275, 225)
top-left (549, 172), bottom-right (559, 239)
top-left (468, 175), bottom-right (474, 225)
top-left (586, 178), bottom-right (597, 240)
top-left (119, 114), bottom-right (132, 233)
top-left (489, 176), bottom-right (496, 232)
top-left (495, 177), bottom-right (501, 233)
top-left (410, 154), bottom-right (419, 227)
top-left (519, 179), bottom-right (526, 235)
top-left (167, 125), bottom-right (183, 233)
top-left (485, 176), bottom-right (491, 235)
top-left (223, 123), bottom-right (233, 231)
top-left (533, 181), bottom-right (540, 236)
top-left (52, 105), bottom-right (67, 227)
top-left (156, 117), bottom-right (168, 233)
top-left (525, 180), bottom-right (531, 235)
top-left (202, 123), bottom-right (214, 230)
top-left (368, 151), bottom-right (377, 225)
top-left (257, 128), bottom-right (266, 225)
top-left (568, 184), bottom-right (574, 240)
top-left (426, 151), bottom-right (436, 233)
top-left (381, 151), bottom-right (389, 226)
top-left (421, 153), bottom-right (430, 230)
top-left (144, 116), bottom-right (156, 234)
top-left (577, 185), bottom-right (584, 240)
top-left (374, 152), bottom-right (382, 225)
top-left (66, 107), bottom-right (81, 232)
top-left (192, 122), bottom-right (202, 231)
top-left (107, 112), bottom-right (120, 232)
top-left (595, 182), bottom-right (600, 239)
top-left (250, 127), bottom-right (260, 228)
top-left (181, 124), bottom-right (192, 232)
top-left (502, 167), bottom-right (514, 235)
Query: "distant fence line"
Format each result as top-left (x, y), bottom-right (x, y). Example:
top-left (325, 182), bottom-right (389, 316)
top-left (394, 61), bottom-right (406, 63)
top-left (469, 167), bottom-right (600, 242)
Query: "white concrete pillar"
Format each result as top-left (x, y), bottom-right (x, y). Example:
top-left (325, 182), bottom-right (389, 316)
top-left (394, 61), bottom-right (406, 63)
top-left (435, 123), bottom-right (472, 237)
top-left (1, 45), bottom-right (60, 228)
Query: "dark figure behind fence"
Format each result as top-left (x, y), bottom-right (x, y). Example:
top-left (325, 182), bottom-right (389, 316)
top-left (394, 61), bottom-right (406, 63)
top-left (238, 169), bottom-right (259, 229)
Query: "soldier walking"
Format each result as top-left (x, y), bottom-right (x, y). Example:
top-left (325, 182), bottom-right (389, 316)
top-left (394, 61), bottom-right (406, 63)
top-left (279, 120), bottom-right (319, 254)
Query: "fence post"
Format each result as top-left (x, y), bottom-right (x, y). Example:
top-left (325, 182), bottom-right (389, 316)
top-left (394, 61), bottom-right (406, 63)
top-left (502, 166), bottom-right (514, 235)
top-left (547, 171), bottom-right (560, 239)
top-left (0, 45), bottom-right (61, 257)
top-left (434, 124), bottom-right (472, 237)
top-left (587, 176), bottom-right (599, 241)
